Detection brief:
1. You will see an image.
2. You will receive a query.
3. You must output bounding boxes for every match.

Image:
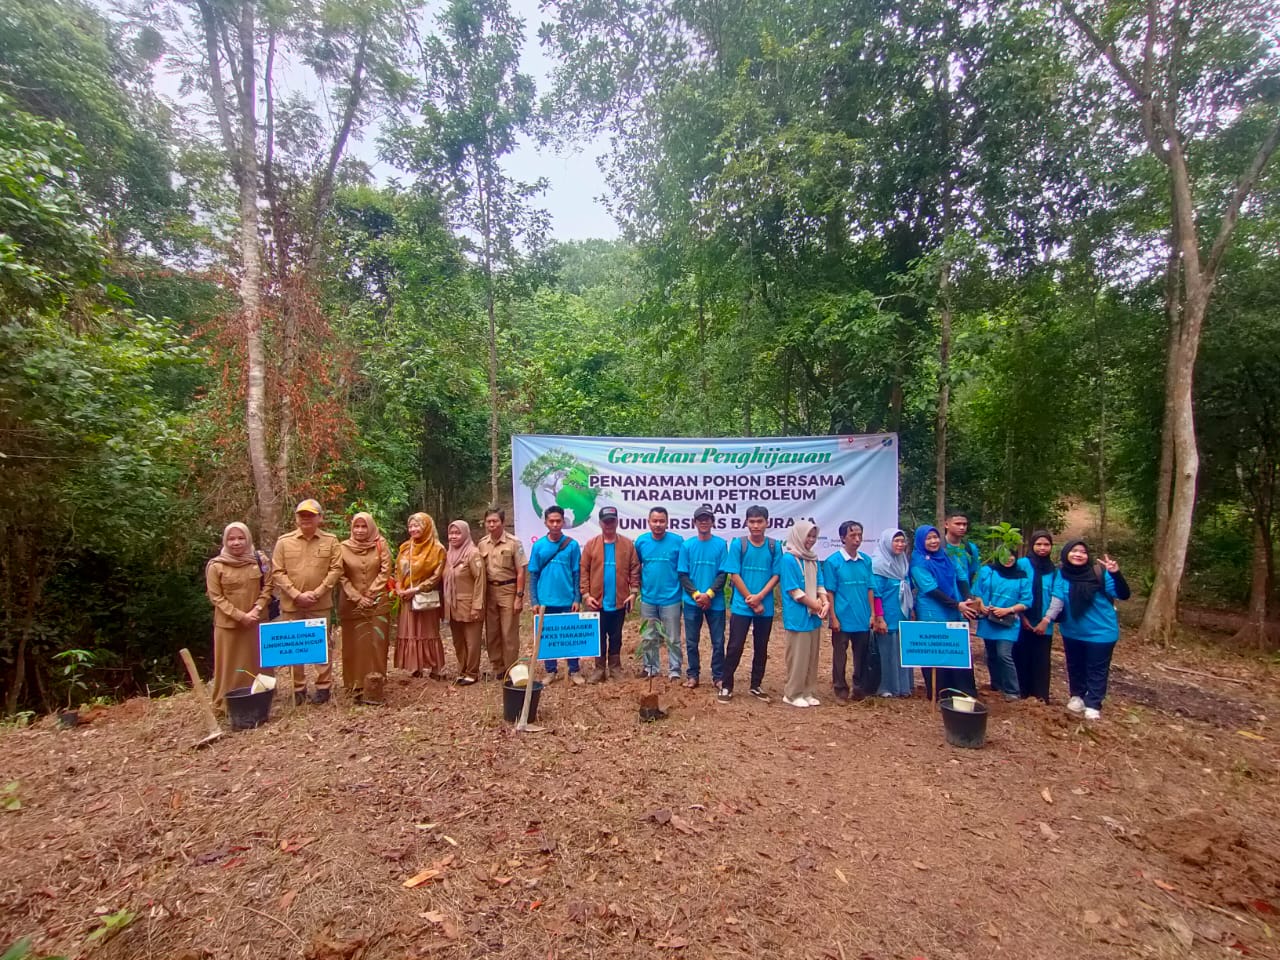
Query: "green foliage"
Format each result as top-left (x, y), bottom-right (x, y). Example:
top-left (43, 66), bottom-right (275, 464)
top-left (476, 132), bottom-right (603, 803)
top-left (1, 780), bottom-right (19, 811)
top-left (85, 909), bottom-right (134, 945)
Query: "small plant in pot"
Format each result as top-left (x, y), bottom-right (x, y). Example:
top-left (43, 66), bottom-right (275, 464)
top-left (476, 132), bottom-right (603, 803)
top-left (53, 648), bottom-right (97, 728)
top-left (635, 619), bottom-right (669, 721)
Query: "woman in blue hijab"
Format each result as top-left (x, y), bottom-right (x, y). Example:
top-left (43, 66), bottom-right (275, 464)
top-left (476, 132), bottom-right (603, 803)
top-left (909, 525), bottom-right (980, 697)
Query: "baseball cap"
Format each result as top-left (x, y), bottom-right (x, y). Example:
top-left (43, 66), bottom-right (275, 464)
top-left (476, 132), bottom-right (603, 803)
top-left (599, 506), bottom-right (619, 521)
top-left (693, 504), bottom-right (715, 520)
top-left (294, 498), bottom-right (323, 515)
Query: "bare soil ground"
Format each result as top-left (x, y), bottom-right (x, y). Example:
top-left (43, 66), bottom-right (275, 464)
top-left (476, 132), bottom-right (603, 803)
top-left (3, 618), bottom-right (1279, 960)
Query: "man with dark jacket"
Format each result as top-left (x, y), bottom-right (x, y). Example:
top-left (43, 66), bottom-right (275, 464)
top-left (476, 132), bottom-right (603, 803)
top-left (580, 506), bottom-right (640, 681)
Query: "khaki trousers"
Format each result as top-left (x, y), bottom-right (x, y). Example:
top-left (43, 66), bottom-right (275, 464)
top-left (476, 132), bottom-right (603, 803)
top-left (281, 609), bottom-right (334, 692)
top-left (452, 619), bottom-right (484, 679)
top-left (484, 583), bottom-right (521, 674)
top-left (784, 628), bottom-right (821, 701)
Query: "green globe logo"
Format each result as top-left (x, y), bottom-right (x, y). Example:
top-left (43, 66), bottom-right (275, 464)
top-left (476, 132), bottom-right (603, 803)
top-left (520, 450), bottom-right (602, 529)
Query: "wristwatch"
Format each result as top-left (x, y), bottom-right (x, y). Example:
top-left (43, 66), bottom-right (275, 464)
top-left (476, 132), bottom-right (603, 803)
top-left (517, 591), bottom-right (524, 598)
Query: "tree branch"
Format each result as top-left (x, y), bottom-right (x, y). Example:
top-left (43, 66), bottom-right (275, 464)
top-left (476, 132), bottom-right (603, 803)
top-left (1204, 115), bottom-right (1280, 281)
top-left (195, 0), bottom-right (237, 161)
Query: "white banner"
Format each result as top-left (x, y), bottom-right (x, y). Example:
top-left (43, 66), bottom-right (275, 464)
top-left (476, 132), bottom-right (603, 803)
top-left (512, 434), bottom-right (898, 558)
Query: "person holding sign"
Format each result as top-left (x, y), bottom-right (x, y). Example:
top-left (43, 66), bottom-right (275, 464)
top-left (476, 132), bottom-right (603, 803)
top-left (205, 522), bottom-right (274, 708)
top-left (870, 528), bottom-right (915, 697)
top-left (1014, 530), bottom-right (1059, 702)
top-left (720, 505), bottom-right (782, 703)
top-left (634, 507), bottom-right (684, 679)
top-left (971, 550), bottom-right (1032, 700)
top-left (580, 506), bottom-right (640, 682)
top-left (824, 521), bottom-right (877, 701)
top-left (394, 513), bottom-right (447, 680)
top-left (909, 525), bottom-right (980, 698)
top-left (444, 520), bottom-right (487, 685)
top-left (338, 512), bottom-right (392, 700)
top-left (528, 505), bottom-right (583, 683)
top-left (1046, 540), bottom-right (1130, 720)
top-left (272, 500), bottom-right (344, 705)
top-left (677, 504), bottom-right (728, 689)
top-left (780, 520), bottom-right (830, 707)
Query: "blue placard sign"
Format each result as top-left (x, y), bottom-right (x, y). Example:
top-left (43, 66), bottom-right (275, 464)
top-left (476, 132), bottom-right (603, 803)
top-left (259, 619), bottom-right (329, 668)
top-left (900, 620), bottom-right (973, 670)
top-left (534, 612), bottom-right (601, 660)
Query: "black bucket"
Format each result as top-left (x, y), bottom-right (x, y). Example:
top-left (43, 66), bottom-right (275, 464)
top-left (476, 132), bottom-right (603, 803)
top-left (502, 682), bottom-right (543, 723)
top-left (940, 696), bottom-right (988, 749)
top-left (226, 686), bottom-right (273, 731)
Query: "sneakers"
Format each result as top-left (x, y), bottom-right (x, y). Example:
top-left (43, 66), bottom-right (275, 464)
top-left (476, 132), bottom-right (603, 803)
top-left (544, 671), bottom-right (561, 684)
top-left (1084, 707), bottom-right (1102, 721)
top-left (294, 690), bottom-right (307, 706)
top-left (570, 672), bottom-right (585, 686)
top-left (717, 687), bottom-right (733, 703)
top-left (668, 672), bottom-right (682, 681)
top-left (782, 695), bottom-right (810, 708)
top-left (749, 687), bottom-right (771, 703)
top-left (1066, 696), bottom-right (1085, 715)
top-left (804, 695), bottom-right (821, 707)
top-left (454, 676), bottom-right (476, 686)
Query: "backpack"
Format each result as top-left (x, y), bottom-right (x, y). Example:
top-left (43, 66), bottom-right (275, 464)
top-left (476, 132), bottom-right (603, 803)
top-left (737, 535), bottom-right (778, 563)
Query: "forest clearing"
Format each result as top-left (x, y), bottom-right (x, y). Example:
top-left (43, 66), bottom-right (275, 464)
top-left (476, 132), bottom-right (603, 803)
top-left (2, 616), bottom-right (1278, 960)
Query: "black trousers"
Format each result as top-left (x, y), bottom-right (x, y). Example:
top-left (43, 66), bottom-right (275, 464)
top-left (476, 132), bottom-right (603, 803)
top-left (598, 608), bottom-right (625, 657)
top-left (832, 630), bottom-right (878, 699)
top-left (723, 613), bottom-right (772, 692)
top-left (922, 667), bottom-right (977, 699)
top-left (1012, 627), bottom-right (1052, 701)
top-left (1062, 637), bottom-right (1116, 709)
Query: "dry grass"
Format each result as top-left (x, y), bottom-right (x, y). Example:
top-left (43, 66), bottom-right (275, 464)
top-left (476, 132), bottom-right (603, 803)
top-left (2, 621), bottom-right (1279, 960)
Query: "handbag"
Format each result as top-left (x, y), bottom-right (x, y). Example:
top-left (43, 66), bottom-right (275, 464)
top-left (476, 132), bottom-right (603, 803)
top-left (406, 550), bottom-right (440, 611)
top-left (987, 610), bottom-right (1018, 629)
top-left (256, 551), bottom-right (281, 621)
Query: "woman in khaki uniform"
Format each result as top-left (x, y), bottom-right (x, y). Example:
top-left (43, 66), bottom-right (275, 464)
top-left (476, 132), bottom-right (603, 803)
top-left (205, 522), bottom-right (274, 707)
top-left (339, 512), bottom-right (392, 698)
top-left (444, 519), bottom-right (487, 685)
top-left (395, 512), bottom-right (447, 678)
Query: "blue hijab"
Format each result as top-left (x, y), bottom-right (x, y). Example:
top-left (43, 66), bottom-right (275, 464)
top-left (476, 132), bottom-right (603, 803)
top-left (912, 525), bottom-right (959, 600)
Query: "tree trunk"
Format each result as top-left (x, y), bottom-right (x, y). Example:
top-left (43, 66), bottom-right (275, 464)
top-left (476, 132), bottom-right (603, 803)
top-left (1092, 287), bottom-right (1108, 553)
top-left (1153, 239), bottom-right (1180, 558)
top-left (1233, 519), bottom-right (1273, 649)
top-left (934, 260), bottom-right (952, 527)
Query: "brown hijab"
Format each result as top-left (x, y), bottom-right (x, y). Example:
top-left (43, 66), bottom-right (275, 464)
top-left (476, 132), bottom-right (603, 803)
top-left (443, 520), bottom-right (479, 611)
top-left (343, 511), bottom-right (384, 555)
top-left (398, 512), bottom-right (445, 587)
top-left (214, 522), bottom-right (259, 567)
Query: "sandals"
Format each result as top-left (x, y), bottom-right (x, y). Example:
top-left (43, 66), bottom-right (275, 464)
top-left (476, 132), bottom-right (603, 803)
top-left (683, 677), bottom-right (699, 689)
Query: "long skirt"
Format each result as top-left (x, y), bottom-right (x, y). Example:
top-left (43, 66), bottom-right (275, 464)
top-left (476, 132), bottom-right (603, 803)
top-left (211, 622), bottom-right (261, 708)
top-left (395, 605), bottom-right (444, 675)
top-left (341, 608), bottom-right (391, 692)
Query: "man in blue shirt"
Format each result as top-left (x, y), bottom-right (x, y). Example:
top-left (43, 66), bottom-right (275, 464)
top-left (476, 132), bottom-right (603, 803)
top-left (824, 521), bottom-right (877, 700)
top-left (527, 505), bottom-right (583, 683)
top-left (676, 504), bottom-right (728, 689)
top-left (943, 511), bottom-right (983, 597)
top-left (634, 507), bottom-right (684, 679)
top-left (719, 505), bottom-right (781, 703)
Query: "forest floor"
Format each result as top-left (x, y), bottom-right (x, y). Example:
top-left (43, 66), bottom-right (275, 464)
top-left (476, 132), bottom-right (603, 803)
top-left (2, 614), bottom-right (1279, 960)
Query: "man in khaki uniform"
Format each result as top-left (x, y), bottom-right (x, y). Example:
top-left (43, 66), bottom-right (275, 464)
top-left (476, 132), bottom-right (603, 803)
top-left (477, 507), bottom-right (526, 677)
top-left (272, 499), bottom-right (343, 704)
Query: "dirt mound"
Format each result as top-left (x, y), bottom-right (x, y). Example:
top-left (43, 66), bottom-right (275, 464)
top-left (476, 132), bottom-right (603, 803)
top-left (1143, 810), bottom-right (1280, 910)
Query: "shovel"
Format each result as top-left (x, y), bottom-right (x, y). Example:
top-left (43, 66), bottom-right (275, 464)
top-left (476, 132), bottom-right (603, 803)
top-left (179, 648), bottom-right (225, 748)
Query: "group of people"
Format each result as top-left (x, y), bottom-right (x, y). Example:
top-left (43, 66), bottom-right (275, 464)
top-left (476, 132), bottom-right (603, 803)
top-left (204, 501), bottom-right (1130, 721)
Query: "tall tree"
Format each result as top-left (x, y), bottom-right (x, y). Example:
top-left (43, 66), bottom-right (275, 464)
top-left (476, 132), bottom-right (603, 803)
top-left (1058, 0), bottom-right (1280, 640)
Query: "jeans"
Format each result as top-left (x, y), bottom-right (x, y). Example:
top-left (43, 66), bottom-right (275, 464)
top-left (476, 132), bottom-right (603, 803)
top-left (640, 601), bottom-right (683, 677)
top-left (832, 630), bottom-right (877, 699)
top-left (875, 630), bottom-right (914, 696)
top-left (539, 605), bottom-right (580, 674)
top-left (598, 608), bottom-right (625, 657)
top-left (1013, 626), bottom-right (1051, 701)
top-left (1062, 637), bottom-right (1116, 709)
top-left (683, 604), bottom-right (725, 682)
top-left (984, 638), bottom-right (1019, 697)
top-left (723, 613), bottom-right (772, 692)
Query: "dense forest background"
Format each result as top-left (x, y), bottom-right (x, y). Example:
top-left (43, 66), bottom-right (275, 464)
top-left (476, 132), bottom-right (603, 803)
top-left (1, 0), bottom-right (1277, 713)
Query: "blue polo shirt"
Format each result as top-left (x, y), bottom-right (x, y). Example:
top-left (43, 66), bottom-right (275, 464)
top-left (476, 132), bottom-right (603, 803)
top-left (973, 565), bottom-right (1033, 642)
top-left (677, 535), bottom-right (727, 610)
top-left (722, 536), bottom-right (781, 617)
top-left (1052, 571), bottom-right (1126, 643)
top-left (872, 574), bottom-right (909, 630)
top-left (823, 549), bottom-right (875, 632)
top-left (780, 553), bottom-right (826, 631)
top-left (635, 531), bottom-right (683, 606)
top-left (528, 534), bottom-right (580, 608)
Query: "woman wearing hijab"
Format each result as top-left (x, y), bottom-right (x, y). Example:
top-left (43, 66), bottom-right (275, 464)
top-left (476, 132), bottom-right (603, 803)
top-left (1047, 540), bottom-right (1130, 720)
top-left (909, 525), bottom-right (980, 697)
top-left (971, 549), bottom-right (1033, 700)
top-left (395, 512), bottom-right (447, 679)
top-left (1014, 531), bottom-right (1059, 702)
top-left (779, 520), bottom-right (830, 708)
top-left (205, 522), bottom-right (274, 708)
top-left (444, 519), bottom-right (487, 685)
top-left (339, 512), bottom-right (392, 699)
top-left (871, 528), bottom-right (914, 697)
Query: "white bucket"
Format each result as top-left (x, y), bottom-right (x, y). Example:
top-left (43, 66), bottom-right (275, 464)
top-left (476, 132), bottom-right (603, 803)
top-left (949, 695), bottom-right (978, 713)
top-left (507, 663), bottom-right (531, 687)
top-left (250, 673), bottom-right (277, 694)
